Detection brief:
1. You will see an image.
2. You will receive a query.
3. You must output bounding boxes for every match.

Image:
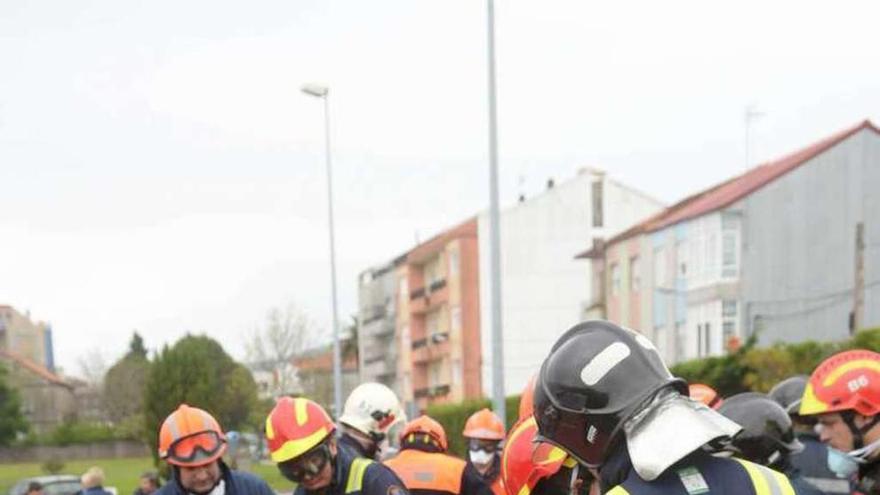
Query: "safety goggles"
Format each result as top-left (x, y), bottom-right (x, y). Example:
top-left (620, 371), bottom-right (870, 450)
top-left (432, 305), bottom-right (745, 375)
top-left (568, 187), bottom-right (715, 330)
top-left (278, 443), bottom-right (331, 483)
top-left (468, 439), bottom-right (500, 453)
top-left (166, 431), bottom-right (226, 465)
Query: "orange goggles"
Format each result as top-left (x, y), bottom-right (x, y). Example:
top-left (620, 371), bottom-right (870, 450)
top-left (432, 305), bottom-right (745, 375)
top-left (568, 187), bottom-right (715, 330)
top-left (166, 431), bottom-right (225, 464)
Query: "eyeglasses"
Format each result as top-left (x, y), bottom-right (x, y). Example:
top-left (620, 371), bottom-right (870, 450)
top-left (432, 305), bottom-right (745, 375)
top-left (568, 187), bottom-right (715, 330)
top-left (278, 443), bottom-right (331, 483)
top-left (468, 439), bottom-right (500, 453)
top-left (166, 431), bottom-right (225, 465)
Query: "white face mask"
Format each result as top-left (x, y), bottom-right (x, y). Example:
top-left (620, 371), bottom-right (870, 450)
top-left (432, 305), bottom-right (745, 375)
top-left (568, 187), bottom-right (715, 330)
top-left (469, 449), bottom-right (494, 466)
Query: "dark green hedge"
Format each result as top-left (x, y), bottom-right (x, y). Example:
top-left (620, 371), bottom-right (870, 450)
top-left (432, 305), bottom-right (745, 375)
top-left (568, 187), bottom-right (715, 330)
top-left (425, 395), bottom-right (520, 458)
top-left (671, 327), bottom-right (880, 397)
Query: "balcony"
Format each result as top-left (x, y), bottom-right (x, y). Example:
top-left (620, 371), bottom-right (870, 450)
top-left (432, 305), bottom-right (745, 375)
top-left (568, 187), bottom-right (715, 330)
top-left (361, 304), bottom-right (387, 325)
top-left (413, 384), bottom-right (451, 400)
top-left (411, 335), bottom-right (450, 364)
top-left (408, 279), bottom-right (449, 315)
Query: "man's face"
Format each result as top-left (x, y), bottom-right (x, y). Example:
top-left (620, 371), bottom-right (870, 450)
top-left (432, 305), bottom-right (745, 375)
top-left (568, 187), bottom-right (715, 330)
top-left (139, 478), bottom-right (156, 495)
top-left (817, 413), bottom-right (855, 451)
top-left (278, 441), bottom-right (337, 492)
top-left (178, 461), bottom-right (222, 494)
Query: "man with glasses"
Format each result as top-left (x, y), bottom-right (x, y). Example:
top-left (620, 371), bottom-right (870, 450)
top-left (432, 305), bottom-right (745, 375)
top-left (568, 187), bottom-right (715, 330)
top-left (462, 409), bottom-right (506, 495)
top-left (156, 404), bottom-right (274, 495)
top-left (266, 396), bottom-right (407, 495)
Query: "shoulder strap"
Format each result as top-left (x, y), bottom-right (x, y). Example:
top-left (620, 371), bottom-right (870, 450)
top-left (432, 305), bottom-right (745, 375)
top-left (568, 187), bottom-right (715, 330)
top-left (345, 458), bottom-right (375, 494)
top-left (733, 459), bottom-right (795, 495)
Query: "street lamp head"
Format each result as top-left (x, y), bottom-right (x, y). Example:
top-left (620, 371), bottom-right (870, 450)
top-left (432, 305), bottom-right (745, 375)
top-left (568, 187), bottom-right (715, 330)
top-left (301, 83), bottom-right (329, 98)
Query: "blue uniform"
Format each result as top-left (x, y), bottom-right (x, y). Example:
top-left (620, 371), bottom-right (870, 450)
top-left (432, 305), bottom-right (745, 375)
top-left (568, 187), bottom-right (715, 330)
top-left (157, 463), bottom-right (274, 495)
top-left (602, 449), bottom-right (800, 495)
top-left (294, 443), bottom-right (409, 495)
top-left (791, 434), bottom-right (852, 494)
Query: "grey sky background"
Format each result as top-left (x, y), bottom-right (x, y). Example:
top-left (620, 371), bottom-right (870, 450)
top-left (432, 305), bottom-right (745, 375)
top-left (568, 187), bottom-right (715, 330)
top-left (2, 0), bottom-right (878, 374)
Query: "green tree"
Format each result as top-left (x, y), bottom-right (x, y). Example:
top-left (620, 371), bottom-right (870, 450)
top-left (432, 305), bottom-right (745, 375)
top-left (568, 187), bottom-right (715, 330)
top-left (143, 334), bottom-right (259, 459)
top-left (104, 332), bottom-right (152, 436)
top-left (0, 362), bottom-right (28, 445)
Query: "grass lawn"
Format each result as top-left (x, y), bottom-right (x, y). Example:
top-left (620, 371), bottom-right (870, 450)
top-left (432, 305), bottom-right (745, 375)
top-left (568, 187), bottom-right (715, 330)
top-left (0, 458), bottom-right (292, 495)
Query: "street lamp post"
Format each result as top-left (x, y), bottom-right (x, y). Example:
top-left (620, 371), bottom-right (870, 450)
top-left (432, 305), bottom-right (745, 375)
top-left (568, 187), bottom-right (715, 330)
top-left (301, 83), bottom-right (343, 417)
top-left (486, 0), bottom-right (505, 421)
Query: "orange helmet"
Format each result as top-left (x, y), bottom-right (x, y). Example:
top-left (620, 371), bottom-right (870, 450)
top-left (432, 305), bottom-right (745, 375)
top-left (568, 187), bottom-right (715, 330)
top-left (518, 375), bottom-right (537, 421)
top-left (689, 383), bottom-right (723, 410)
top-left (501, 417), bottom-right (576, 495)
top-left (158, 404), bottom-right (227, 467)
top-left (401, 415), bottom-right (448, 451)
top-left (463, 408), bottom-right (505, 441)
top-left (266, 397), bottom-right (336, 463)
top-left (800, 349), bottom-right (880, 417)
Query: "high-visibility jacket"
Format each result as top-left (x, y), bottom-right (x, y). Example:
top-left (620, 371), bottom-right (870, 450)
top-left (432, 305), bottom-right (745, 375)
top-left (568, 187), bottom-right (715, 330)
top-left (293, 446), bottom-right (408, 495)
top-left (385, 448), bottom-right (493, 495)
top-left (604, 451), bottom-right (802, 495)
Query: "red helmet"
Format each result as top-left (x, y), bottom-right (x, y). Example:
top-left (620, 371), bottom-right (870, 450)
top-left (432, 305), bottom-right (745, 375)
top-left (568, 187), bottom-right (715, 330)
top-left (401, 415), bottom-right (448, 451)
top-left (158, 404), bottom-right (227, 467)
top-left (266, 397), bottom-right (336, 463)
top-left (501, 417), bottom-right (575, 495)
top-left (463, 408), bottom-right (505, 441)
top-left (800, 349), bottom-right (880, 417)
top-left (518, 375), bottom-right (537, 421)
top-left (689, 383), bottom-right (723, 410)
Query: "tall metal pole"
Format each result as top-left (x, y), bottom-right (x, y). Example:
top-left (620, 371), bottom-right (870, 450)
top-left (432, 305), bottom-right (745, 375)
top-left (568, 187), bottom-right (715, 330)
top-left (486, 0), bottom-right (505, 421)
top-left (322, 93), bottom-right (344, 417)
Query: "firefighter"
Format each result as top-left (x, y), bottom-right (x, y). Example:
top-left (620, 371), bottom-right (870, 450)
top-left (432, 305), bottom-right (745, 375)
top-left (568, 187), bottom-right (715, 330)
top-left (799, 349), bottom-right (880, 494)
top-left (501, 416), bottom-right (593, 495)
top-left (533, 320), bottom-right (797, 494)
top-left (717, 392), bottom-right (823, 495)
top-left (266, 397), bottom-right (408, 495)
top-left (155, 404), bottom-right (274, 495)
top-left (462, 409), bottom-right (506, 495)
top-left (385, 415), bottom-right (492, 495)
top-left (770, 375), bottom-right (851, 494)
top-left (339, 382), bottom-right (405, 460)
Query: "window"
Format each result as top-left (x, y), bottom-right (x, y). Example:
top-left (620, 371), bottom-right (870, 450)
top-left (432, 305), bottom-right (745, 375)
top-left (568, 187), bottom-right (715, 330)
top-left (425, 256), bottom-right (442, 286)
top-left (629, 256), bottom-right (641, 292)
top-left (676, 241), bottom-right (687, 277)
top-left (426, 311), bottom-right (441, 338)
top-left (674, 322), bottom-right (685, 362)
top-left (703, 322), bottom-right (712, 356)
top-left (592, 180), bottom-right (604, 227)
top-left (723, 321), bottom-right (735, 345)
top-left (452, 359), bottom-right (462, 386)
top-left (611, 263), bottom-right (621, 295)
top-left (654, 247), bottom-right (667, 288)
top-left (428, 361), bottom-right (443, 387)
top-left (722, 300), bottom-right (737, 317)
top-left (722, 232), bottom-right (738, 278)
top-left (449, 250), bottom-right (460, 277)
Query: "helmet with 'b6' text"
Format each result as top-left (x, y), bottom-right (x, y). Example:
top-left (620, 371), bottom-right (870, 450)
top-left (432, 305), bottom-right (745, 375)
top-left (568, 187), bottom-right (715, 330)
top-left (800, 350), bottom-right (880, 418)
top-left (534, 320), bottom-right (740, 481)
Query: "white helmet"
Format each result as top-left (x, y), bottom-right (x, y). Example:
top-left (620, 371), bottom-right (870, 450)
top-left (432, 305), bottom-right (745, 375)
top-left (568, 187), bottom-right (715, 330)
top-left (340, 382), bottom-right (405, 441)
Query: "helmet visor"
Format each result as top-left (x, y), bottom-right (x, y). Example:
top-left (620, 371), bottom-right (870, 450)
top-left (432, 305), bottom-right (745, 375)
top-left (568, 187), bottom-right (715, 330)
top-left (166, 431), bottom-right (225, 465)
top-left (278, 442), bottom-right (331, 483)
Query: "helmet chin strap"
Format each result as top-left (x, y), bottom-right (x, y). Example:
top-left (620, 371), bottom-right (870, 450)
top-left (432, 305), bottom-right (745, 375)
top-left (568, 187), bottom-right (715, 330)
top-left (842, 411), bottom-right (880, 450)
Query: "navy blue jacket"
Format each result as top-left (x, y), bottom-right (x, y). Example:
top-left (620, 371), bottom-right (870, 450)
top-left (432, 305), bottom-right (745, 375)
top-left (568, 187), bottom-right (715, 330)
top-left (600, 448), bottom-right (800, 495)
top-left (791, 434), bottom-right (853, 494)
top-left (156, 463), bottom-right (274, 495)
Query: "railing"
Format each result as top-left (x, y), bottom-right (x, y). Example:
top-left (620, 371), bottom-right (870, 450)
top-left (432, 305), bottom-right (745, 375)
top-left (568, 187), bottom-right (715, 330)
top-left (429, 279), bottom-right (447, 292)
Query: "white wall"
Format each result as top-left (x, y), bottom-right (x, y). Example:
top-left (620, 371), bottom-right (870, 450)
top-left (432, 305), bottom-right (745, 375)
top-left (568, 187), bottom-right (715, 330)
top-left (478, 170), bottom-right (664, 396)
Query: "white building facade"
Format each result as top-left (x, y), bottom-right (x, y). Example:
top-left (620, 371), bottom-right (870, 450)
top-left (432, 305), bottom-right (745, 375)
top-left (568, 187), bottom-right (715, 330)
top-left (478, 169), bottom-right (665, 395)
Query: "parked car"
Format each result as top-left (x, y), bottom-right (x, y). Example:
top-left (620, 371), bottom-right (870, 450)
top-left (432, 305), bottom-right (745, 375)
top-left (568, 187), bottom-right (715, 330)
top-left (9, 476), bottom-right (81, 495)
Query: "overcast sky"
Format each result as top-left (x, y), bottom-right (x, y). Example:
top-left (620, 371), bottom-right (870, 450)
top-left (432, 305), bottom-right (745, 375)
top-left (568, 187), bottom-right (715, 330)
top-left (2, 0), bottom-right (879, 374)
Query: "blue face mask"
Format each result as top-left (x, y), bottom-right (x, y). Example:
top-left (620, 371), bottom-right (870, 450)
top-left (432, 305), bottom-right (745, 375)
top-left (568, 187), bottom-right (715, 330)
top-left (827, 448), bottom-right (860, 478)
